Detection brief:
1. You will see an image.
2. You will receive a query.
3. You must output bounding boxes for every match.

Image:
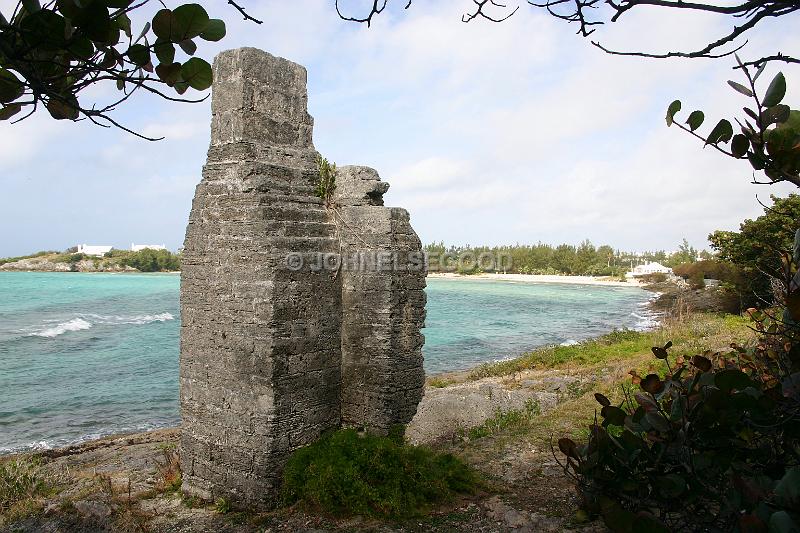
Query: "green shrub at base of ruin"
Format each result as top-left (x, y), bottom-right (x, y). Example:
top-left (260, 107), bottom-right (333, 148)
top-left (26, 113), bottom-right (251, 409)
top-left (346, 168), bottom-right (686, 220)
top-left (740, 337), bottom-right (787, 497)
top-left (281, 429), bottom-right (479, 518)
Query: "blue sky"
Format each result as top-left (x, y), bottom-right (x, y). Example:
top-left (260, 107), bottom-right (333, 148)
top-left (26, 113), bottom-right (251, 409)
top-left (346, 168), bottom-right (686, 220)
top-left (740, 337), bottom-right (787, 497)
top-left (0, 0), bottom-right (798, 257)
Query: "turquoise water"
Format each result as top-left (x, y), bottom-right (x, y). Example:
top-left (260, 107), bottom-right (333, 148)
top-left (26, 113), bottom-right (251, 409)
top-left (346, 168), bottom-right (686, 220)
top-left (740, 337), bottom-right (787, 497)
top-left (0, 272), bottom-right (652, 453)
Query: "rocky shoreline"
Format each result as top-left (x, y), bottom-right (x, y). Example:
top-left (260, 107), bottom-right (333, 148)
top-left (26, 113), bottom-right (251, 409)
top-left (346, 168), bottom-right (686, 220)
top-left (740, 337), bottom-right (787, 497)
top-left (0, 256), bottom-right (139, 273)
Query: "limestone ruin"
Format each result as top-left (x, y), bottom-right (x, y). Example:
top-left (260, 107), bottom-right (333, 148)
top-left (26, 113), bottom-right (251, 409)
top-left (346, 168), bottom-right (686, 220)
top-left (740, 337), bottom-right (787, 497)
top-left (179, 48), bottom-right (426, 508)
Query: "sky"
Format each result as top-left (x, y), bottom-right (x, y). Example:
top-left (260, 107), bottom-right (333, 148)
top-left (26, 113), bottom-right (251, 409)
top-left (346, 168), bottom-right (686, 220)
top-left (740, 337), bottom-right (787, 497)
top-left (0, 0), bottom-right (798, 257)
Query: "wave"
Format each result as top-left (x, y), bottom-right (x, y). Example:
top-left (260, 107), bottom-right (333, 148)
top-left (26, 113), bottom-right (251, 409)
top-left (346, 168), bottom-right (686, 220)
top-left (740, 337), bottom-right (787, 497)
top-left (560, 339), bottom-right (579, 346)
top-left (29, 317), bottom-right (92, 338)
top-left (0, 421), bottom-right (172, 455)
top-left (24, 312), bottom-right (175, 338)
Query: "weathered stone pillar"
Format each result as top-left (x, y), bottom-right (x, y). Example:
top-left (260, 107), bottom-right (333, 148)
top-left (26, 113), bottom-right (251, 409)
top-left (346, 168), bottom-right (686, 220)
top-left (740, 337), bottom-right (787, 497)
top-left (180, 48), bottom-right (426, 509)
top-left (336, 167), bottom-right (427, 431)
top-left (180, 48), bottom-right (342, 507)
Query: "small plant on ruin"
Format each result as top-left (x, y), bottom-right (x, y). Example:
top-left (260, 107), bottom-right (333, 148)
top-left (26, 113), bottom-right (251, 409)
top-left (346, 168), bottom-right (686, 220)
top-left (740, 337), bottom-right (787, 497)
top-left (153, 445), bottom-right (182, 494)
top-left (316, 156), bottom-right (337, 208)
top-left (281, 428), bottom-right (480, 518)
top-left (557, 341), bottom-right (800, 532)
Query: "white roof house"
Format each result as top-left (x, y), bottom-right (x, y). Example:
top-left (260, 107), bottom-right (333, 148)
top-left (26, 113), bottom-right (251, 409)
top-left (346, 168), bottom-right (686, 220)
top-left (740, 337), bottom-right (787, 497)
top-left (625, 262), bottom-right (673, 278)
top-left (76, 244), bottom-right (113, 257)
top-left (131, 243), bottom-right (167, 252)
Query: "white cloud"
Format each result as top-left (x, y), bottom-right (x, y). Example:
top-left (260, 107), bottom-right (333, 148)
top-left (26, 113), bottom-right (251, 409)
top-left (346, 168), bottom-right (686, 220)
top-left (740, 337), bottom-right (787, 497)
top-left (0, 1), bottom-right (798, 257)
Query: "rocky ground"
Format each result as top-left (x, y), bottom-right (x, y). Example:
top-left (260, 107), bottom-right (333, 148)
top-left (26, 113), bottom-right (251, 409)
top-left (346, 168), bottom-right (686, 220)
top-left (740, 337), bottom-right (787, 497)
top-left (2, 363), bottom-right (617, 532)
top-left (4, 279), bottom-right (735, 532)
top-left (0, 256), bottom-right (137, 273)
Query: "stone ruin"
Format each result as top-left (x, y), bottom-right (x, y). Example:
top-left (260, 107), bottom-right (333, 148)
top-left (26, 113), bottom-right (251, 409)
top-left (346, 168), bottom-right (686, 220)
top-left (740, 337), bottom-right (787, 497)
top-left (179, 48), bottom-right (427, 508)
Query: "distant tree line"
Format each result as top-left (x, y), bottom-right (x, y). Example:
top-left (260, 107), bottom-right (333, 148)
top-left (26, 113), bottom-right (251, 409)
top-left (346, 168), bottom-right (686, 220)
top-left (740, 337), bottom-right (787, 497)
top-left (424, 239), bottom-right (703, 276)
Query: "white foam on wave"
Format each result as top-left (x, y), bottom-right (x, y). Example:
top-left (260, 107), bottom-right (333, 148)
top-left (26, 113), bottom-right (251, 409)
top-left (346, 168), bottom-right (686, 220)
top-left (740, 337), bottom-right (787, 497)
top-left (24, 312), bottom-right (175, 338)
top-left (560, 339), bottom-right (579, 346)
top-left (0, 422), bottom-right (170, 455)
top-left (30, 318), bottom-right (93, 338)
top-left (86, 312), bottom-right (175, 325)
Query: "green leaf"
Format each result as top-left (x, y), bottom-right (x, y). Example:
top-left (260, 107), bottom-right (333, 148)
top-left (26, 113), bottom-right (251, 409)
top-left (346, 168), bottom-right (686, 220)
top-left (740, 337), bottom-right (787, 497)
top-left (714, 369), bottom-right (751, 394)
top-left (126, 44), bottom-right (150, 66)
top-left (155, 61), bottom-right (182, 86)
top-left (774, 467), bottom-right (800, 508)
top-left (558, 438), bottom-right (579, 459)
top-left (601, 405), bottom-right (627, 426)
top-left (0, 103), bottom-right (22, 120)
top-left (152, 9), bottom-right (175, 40)
top-left (651, 346), bottom-right (669, 359)
top-left (20, 9), bottom-right (67, 49)
top-left (761, 104), bottom-right (791, 126)
top-left (178, 38), bottom-right (197, 56)
top-left (21, 0), bottom-right (41, 13)
top-left (180, 57), bottom-right (212, 90)
top-left (686, 110), bottom-right (704, 132)
top-left (763, 72), bottom-right (786, 107)
top-left (640, 374), bottom-right (664, 394)
top-left (172, 3), bottom-right (209, 40)
top-left (115, 12), bottom-right (131, 37)
top-left (0, 69), bottom-right (24, 104)
top-left (46, 96), bottom-right (79, 120)
top-left (731, 134), bottom-right (750, 157)
top-left (72, 0), bottom-right (111, 43)
top-left (769, 511), bottom-right (799, 533)
top-left (200, 18), bottom-right (225, 41)
top-left (105, 0), bottom-right (134, 7)
top-left (666, 99), bottom-right (681, 126)
top-left (706, 119), bottom-right (734, 145)
top-left (154, 39), bottom-right (175, 64)
top-left (728, 80), bottom-right (753, 97)
top-left (594, 393), bottom-right (610, 407)
top-left (657, 474), bottom-right (686, 498)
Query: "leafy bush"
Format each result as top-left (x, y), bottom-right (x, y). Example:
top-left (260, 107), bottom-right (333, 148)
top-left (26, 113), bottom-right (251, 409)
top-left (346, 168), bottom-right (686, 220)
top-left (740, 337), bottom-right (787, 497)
top-left (639, 272), bottom-right (668, 283)
top-left (52, 252), bottom-right (86, 264)
top-left (282, 429), bottom-right (479, 518)
top-left (558, 341), bottom-right (800, 531)
top-left (316, 156), bottom-right (337, 207)
top-left (119, 249), bottom-right (180, 272)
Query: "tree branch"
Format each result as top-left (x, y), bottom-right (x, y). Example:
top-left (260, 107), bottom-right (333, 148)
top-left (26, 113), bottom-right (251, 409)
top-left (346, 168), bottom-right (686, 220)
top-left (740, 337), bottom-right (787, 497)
top-left (227, 0), bottom-right (262, 24)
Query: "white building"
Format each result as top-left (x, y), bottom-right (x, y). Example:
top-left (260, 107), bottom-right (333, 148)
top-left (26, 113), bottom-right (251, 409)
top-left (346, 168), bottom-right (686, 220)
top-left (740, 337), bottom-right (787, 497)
top-left (625, 262), bottom-right (673, 278)
top-left (76, 244), bottom-right (113, 257)
top-left (131, 243), bottom-right (167, 252)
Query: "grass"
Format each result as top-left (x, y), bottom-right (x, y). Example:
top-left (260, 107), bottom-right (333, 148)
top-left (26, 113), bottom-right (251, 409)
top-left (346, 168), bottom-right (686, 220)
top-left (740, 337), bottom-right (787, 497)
top-left (468, 313), bottom-right (753, 380)
top-left (281, 429), bottom-right (480, 519)
top-left (467, 399), bottom-right (541, 440)
top-left (0, 456), bottom-right (61, 524)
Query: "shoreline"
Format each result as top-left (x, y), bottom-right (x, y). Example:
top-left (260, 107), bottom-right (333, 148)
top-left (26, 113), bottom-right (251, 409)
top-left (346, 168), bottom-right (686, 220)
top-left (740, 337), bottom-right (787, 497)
top-left (427, 272), bottom-right (642, 288)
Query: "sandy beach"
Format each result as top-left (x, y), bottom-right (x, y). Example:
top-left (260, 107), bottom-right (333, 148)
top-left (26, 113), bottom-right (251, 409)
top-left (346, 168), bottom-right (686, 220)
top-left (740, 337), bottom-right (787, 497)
top-left (427, 272), bottom-right (642, 288)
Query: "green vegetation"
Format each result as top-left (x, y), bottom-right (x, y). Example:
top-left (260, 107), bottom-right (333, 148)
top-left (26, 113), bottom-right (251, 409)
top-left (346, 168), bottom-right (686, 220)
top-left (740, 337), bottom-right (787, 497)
top-left (282, 428), bottom-right (479, 518)
top-left (709, 194), bottom-right (800, 307)
top-left (1, 248), bottom-right (181, 272)
top-left (0, 1), bottom-right (226, 132)
top-left (668, 65), bottom-right (799, 188)
top-left (425, 238), bottom-right (700, 277)
top-left (0, 457), bottom-right (57, 523)
top-left (559, 339), bottom-right (800, 532)
top-left (468, 314), bottom-right (752, 380)
top-left (316, 156), bottom-right (337, 207)
top-left (0, 250), bottom-right (57, 266)
top-left (466, 399), bottom-right (541, 440)
top-left (105, 249), bottom-right (181, 272)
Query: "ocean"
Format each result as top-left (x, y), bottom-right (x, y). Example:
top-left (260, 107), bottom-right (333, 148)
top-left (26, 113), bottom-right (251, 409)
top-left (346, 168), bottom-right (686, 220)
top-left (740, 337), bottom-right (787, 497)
top-left (0, 272), bottom-right (654, 453)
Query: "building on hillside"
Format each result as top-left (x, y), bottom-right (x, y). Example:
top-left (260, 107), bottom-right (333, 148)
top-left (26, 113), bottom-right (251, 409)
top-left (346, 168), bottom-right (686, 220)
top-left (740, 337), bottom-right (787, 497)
top-left (625, 261), bottom-right (673, 278)
top-left (131, 243), bottom-right (167, 252)
top-left (76, 244), bottom-right (113, 257)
